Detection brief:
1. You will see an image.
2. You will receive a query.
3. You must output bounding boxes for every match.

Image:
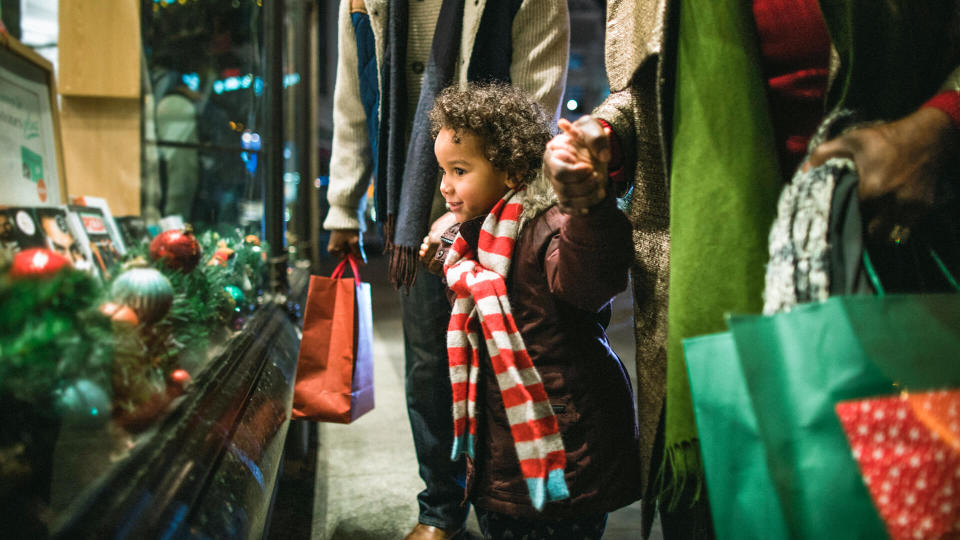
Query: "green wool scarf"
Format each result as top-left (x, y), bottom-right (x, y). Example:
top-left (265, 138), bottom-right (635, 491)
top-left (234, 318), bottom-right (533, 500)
top-left (663, 0), bottom-right (781, 503)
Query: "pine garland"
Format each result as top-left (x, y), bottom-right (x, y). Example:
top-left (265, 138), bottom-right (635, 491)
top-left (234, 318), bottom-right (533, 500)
top-left (0, 271), bottom-right (112, 412)
top-left (0, 229), bottom-right (268, 420)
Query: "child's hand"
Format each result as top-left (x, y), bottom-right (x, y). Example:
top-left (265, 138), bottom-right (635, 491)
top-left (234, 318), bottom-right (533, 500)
top-left (544, 116), bottom-right (611, 215)
top-left (419, 211), bottom-right (457, 275)
top-left (419, 235), bottom-right (432, 259)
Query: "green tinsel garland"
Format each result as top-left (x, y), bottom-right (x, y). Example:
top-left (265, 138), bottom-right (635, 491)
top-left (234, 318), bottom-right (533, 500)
top-left (0, 228), bottom-right (269, 420)
top-left (0, 271), bottom-right (112, 412)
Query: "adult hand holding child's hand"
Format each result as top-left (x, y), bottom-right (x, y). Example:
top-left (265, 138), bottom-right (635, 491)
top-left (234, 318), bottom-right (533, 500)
top-left (544, 115), bottom-right (611, 215)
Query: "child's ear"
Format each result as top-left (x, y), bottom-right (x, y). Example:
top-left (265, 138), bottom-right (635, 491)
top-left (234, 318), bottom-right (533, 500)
top-left (505, 170), bottom-right (525, 189)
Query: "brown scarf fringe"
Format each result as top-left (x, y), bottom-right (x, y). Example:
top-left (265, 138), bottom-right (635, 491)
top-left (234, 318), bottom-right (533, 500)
top-left (383, 213), bottom-right (397, 254)
top-left (382, 213), bottom-right (418, 292)
top-left (388, 245), bottom-right (418, 293)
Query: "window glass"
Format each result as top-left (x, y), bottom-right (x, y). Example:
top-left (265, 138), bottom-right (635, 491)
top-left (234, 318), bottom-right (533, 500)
top-left (0, 0), bottom-right (316, 533)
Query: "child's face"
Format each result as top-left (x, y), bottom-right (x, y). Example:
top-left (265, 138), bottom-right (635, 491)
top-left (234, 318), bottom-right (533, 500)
top-left (435, 127), bottom-right (510, 223)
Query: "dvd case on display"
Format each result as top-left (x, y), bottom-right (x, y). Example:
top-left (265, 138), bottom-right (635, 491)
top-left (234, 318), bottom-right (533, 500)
top-left (69, 205), bottom-right (122, 280)
top-left (0, 207), bottom-right (48, 253)
top-left (71, 195), bottom-right (127, 255)
top-left (34, 206), bottom-right (100, 278)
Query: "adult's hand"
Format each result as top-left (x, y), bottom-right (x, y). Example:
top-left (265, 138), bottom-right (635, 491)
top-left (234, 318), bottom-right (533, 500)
top-left (807, 106), bottom-right (958, 241)
top-left (327, 229), bottom-right (366, 263)
top-left (544, 115), bottom-right (612, 215)
top-left (419, 211), bottom-right (457, 275)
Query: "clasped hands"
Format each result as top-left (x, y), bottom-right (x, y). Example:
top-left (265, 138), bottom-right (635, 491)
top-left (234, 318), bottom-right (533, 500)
top-left (544, 115), bottom-right (613, 215)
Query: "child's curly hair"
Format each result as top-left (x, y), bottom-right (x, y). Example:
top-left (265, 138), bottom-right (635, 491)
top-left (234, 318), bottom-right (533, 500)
top-left (429, 82), bottom-right (550, 187)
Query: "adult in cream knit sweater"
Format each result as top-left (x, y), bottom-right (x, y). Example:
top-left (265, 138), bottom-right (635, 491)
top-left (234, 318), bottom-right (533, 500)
top-left (323, 1), bottom-right (568, 539)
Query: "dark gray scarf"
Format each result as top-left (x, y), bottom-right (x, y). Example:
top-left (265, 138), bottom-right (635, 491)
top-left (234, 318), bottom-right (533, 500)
top-left (378, 0), bottom-right (521, 289)
top-left (388, 0), bottom-right (464, 288)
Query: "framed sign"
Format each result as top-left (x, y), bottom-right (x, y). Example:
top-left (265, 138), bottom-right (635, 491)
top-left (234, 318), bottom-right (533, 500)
top-left (0, 35), bottom-right (66, 206)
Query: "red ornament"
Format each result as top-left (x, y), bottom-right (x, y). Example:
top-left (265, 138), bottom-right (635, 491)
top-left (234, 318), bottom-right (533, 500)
top-left (207, 240), bottom-right (235, 267)
top-left (149, 227), bottom-right (202, 272)
top-left (169, 369), bottom-right (191, 386)
top-left (9, 248), bottom-right (72, 279)
top-left (110, 305), bottom-right (140, 326)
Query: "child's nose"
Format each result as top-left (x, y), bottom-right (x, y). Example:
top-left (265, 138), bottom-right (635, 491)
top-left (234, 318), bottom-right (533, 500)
top-left (439, 178), bottom-right (452, 196)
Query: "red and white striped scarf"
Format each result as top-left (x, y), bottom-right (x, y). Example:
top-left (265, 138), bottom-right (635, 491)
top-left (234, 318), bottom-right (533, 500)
top-left (443, 188), bottom-right (569, 510)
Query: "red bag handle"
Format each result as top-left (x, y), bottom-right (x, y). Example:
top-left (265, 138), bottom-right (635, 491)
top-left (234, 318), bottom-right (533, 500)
top-left (330, 253), bottom-right (362, 282)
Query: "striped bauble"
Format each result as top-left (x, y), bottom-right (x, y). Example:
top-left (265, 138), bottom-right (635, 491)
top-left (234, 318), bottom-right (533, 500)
top-left (110, 267), bottom-right (174, 324)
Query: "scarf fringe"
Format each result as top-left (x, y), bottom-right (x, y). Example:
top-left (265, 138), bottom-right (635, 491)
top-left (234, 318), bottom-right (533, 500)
top-left (656, 440), bottom-right (705, 512)
top-left (383, 213), bottom-right (397, 254)
top-left (388, 244), bottom-right (418, 292)
top-left (383, 213), bottom-right (419, 292)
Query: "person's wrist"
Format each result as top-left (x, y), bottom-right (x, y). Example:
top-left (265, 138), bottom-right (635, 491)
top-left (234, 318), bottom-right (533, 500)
top-left (922, 91), bottom-right (960, 131)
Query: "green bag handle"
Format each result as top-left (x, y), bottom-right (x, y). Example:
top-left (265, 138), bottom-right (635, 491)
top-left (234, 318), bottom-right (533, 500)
top-left (862, 249), bottom-right (960, 296)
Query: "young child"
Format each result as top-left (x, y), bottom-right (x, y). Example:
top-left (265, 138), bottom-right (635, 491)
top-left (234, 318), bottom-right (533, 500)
top-left (420, 83), bottom-right (640, 539)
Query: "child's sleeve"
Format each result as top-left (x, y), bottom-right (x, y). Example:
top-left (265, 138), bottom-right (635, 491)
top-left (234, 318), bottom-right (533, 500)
top-left (544, 196), bottom-right (633, 312)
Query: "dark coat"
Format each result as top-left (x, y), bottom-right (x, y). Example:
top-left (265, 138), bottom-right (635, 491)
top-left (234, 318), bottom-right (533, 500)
top-left (439, 197), bottom-right (641, 519)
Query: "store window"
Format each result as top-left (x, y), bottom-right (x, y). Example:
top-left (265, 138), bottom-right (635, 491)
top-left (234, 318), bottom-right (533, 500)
top-left (1, 1), bottom-right (315, 535)
top-left (143, 0), bottom-right (264, 231)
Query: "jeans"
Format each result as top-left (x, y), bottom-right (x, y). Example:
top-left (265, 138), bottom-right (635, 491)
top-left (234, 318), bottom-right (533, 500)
top-left (400, 271), bottom-right (469, 530)
top-left (475, 508), bottom-right (608, 540)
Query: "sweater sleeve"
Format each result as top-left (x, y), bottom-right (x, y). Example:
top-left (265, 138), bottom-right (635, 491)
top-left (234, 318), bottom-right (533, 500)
top-left (593, 89), bottom-right (640, 194)
top-left (922, 64), bottom-right (960, 129)
top-left (923, 91), bottom-right (960, 129)
top-left (510, 0), bottom-right (570, 126)
top-left (323, 1), bottom-right (375, 232)
top-left (544, 197), bottom-right (633, 313)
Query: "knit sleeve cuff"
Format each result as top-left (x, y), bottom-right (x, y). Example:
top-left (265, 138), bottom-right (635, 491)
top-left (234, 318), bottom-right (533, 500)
top-left (322, 204), bottom-right (364, 232)
top-left (923, 91), bottom-right (960, 130)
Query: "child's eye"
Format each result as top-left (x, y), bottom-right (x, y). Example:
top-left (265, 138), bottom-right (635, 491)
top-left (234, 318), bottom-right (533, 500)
top-left (454, 168), bottom-right (466, 176)
top-left (438, 168), bottom-right (446, 176)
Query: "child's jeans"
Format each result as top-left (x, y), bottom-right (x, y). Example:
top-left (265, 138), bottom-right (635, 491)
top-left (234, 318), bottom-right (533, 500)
top-left (475, 507), bottom-right (608, 540)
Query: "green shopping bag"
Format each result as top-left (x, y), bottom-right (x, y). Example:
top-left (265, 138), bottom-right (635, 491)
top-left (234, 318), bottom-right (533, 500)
top-left (684, 332), bottom-right (789, 540)
top-left (729, 290), bottom-right (960, 539)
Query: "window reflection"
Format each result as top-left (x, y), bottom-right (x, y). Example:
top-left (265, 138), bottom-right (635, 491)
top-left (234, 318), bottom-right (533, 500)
top-left (142, 0), bottom-right (262, 233)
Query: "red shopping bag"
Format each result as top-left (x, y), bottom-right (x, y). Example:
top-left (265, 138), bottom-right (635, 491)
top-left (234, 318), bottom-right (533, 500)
top-left (292, 255), bottom-right (374, 423)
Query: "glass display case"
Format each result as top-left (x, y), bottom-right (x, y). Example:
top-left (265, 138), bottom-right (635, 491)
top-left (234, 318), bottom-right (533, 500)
top-left (0, 1), bottom-right (319, 537)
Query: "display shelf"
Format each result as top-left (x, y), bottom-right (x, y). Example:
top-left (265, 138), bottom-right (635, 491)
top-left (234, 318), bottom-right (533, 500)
top-left (51, 269), bottom-right (305, 539)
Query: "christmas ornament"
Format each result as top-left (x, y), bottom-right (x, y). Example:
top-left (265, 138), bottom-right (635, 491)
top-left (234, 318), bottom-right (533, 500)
top-left (149, 226), bottom-right (202, 272)
top-left (100, 301), bottom-right (140, 326)
top-left (244, 235), bottom-right (260, 246)
top-left (55, 379), bottom-right (111, 425)
top-left (169, 369), bottom-right (191, 386)
top-left (207, 240), bottom-right (235, 267)
top-left (111, 267), bottom-right (174, 324)
top-left (223, 285), bottom-right (245, 313)
top-left (8, 248), bottom-right (72, 280)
